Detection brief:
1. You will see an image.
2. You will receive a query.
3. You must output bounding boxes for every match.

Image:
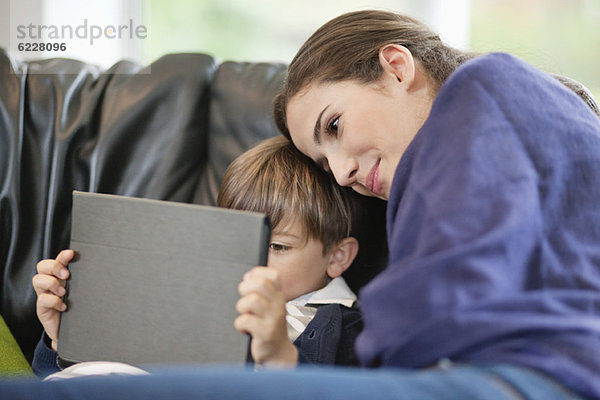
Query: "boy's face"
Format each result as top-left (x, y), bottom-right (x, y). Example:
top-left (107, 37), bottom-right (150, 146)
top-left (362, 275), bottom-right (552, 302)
top-left (267, 218), bottom-right (332, 301)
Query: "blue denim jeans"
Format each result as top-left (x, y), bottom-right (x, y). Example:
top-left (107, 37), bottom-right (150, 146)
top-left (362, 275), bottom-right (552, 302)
top-left (0, 363), bottom-right (583, 400)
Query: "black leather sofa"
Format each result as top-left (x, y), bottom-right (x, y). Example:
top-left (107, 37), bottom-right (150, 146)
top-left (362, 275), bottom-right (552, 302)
top-left (0, 49), bottom-right (389, 363)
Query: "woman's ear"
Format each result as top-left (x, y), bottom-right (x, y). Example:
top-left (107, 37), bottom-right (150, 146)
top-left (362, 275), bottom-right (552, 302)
top-left (378, 44), bottom-right (416, 86)
top-left (326, 237), bottom-right (359, 279)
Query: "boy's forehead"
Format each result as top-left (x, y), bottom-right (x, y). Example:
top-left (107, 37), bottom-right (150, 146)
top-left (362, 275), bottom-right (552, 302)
top-left (272, 216), bottom-right (305, 237)
top-left (272, 216), bottom-right (312, 242)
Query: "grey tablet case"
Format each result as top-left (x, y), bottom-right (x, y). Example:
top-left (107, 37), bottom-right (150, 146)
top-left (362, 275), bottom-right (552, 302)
top-left (57, 191), bottom-right (270, 368)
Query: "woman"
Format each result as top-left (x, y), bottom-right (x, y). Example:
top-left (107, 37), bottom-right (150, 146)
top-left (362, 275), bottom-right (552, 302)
top-left (274, 9), bottom-right (600, 400)
top-left (2, 10), bottom-right (599, 400)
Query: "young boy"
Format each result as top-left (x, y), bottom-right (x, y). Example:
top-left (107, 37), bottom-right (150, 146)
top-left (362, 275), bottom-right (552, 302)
top-left (219, 136), bottom-right (361, 367)
top-left (32, 136), bottom-right (362, 375)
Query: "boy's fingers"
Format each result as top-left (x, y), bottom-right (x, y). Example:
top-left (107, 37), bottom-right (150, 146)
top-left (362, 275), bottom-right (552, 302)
top-left (238, 277), bottom-right (280, 303)
top-left (56, 249), bottom-right (75, 266)
top-left (234, 313), bottom-right (262, 336)
top-left (35, 259), bottom-right (53, 275)
top-left (243, 267), bottom-right (282, 290)
top-left (37, 293), bottom-right (67, 312)
top-left (36, 259), bottom-right (70, 280)
top-left (236, 292), bottom-right (271, 316)
top-left (32, 274), bottom-right (66, 296)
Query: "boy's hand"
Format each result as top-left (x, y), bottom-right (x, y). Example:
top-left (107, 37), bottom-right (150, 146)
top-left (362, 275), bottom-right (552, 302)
top-left (32, 249), bottom-right (74, 352)
top-left (235, 266), bottom-right (298, 367)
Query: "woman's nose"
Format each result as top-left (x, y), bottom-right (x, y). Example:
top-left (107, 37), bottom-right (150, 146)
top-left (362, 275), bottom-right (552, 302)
top-left (329, 156), bottom-right (358, 187)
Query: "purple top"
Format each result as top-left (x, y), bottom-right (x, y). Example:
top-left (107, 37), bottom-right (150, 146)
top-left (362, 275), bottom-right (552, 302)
top-left (355, 53), bottom-right (600, 399)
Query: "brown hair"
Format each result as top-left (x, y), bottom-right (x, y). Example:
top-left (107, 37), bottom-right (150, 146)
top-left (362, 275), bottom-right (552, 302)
top-left (217, 136), bottom-right (355, 254)
top-left (274, 10), bottom-right (474, 139)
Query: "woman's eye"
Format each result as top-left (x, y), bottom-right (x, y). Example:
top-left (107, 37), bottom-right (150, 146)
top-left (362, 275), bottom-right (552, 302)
top-left (269, 243), bottom-right (289, 252)
top-left (326, 116), bottom-right (339, 137)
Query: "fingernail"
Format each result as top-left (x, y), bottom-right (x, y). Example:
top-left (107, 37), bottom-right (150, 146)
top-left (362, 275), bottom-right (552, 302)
top-left (57, 287), bottom-right (66, 296)
top-left (60, 270), bottom-right (68, 279)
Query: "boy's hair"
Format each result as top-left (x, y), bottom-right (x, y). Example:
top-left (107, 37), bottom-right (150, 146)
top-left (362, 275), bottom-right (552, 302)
top-left (217, 136), bottom-right (354, 254)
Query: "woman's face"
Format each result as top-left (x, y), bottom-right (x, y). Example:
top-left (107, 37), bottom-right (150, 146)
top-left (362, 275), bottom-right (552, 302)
top-left (286, 72), bottom-right (431, 200)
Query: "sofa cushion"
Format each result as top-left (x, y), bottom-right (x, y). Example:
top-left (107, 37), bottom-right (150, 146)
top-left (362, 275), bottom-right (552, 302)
top-left (0, 314), bottom-right (32, 376)
top-left (0, 50), bottom-right (217, 361)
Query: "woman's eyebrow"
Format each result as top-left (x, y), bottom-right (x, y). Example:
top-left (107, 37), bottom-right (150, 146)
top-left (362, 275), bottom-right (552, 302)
top-left (313, 105), bottom-right (330, 145)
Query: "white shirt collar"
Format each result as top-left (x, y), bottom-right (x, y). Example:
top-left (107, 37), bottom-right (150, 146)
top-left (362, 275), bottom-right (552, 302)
top-left (287, 277), bottom-right (356, 308)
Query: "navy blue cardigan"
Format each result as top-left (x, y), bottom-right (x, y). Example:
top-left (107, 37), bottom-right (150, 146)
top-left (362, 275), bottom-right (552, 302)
top-left (294, 303), bottom-right (362, 366)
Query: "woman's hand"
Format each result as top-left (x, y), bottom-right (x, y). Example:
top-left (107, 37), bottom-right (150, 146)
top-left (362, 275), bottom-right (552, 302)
top-left (32, 249), bottom-right (73, 352)
top-left (235, 266), bottom-right (298, 367)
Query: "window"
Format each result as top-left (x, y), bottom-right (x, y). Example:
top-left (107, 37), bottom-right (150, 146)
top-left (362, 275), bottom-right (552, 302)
top-left (3, 0), bottom-right (597, 98)
top-left (143, 0), bottom-right (598, 98)
top-left (143, 0), bottom-right (470, 64)
top-left (470, 0), bottom-right (599, 98)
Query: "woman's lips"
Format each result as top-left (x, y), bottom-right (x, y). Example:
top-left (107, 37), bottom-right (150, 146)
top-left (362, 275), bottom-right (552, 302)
top-left (366, 159), bottom-right (381, 195)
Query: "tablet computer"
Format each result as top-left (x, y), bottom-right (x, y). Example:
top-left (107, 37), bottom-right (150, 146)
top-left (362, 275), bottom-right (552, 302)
top-left (57, 191), bottom-right (270, 368)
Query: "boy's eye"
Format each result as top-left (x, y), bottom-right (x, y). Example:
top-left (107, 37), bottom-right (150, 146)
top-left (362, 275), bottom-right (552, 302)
top-left (269, 243), bottom-right (290, 252)
top-left (326, 116), bottom-right (339, 137)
